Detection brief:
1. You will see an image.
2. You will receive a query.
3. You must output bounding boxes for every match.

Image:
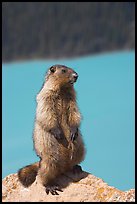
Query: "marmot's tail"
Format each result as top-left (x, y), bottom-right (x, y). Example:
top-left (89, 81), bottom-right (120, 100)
top-left (18, 161), bottom-right (39, 187)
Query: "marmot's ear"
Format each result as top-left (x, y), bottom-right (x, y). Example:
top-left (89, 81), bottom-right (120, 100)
top-left (50, 66), bottom-right (56, 73)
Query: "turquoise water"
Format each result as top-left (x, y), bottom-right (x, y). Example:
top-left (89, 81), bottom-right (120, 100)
top-left (2, 51), bottom-right (135, 191)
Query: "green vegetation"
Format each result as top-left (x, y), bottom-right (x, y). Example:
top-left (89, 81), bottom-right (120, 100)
top-left (2, 2), bottom-right (135, 62)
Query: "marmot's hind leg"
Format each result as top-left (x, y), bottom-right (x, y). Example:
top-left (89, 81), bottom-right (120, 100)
top-left (38, 158), bottom-right (63, 195)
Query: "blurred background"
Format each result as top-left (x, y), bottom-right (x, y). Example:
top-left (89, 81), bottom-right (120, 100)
top-left (2, 2), bottom-right (135, 61)
top-left (2, 2), bottom-right (135, 191)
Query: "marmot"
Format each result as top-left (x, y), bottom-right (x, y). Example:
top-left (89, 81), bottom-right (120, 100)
top-left (18, 65), bottom-right (85, 195)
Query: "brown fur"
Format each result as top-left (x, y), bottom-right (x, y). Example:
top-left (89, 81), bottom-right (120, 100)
top-left (18, 162), bottom-right (39, 187)
top-left (18, 65), bottom-right (85, 191)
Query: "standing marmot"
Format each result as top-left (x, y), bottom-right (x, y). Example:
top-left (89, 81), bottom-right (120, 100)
top-left (18, 65), bottom-right (85, 195)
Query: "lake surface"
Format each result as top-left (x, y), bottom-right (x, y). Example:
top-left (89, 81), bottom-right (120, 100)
top-left (2, 51), bottom-right (135, 191)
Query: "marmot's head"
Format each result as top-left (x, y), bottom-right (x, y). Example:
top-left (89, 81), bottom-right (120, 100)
top-left (46, 65), bottom-right (78, 87)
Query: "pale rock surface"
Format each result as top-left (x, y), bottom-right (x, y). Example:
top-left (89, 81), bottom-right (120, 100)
top-left (2, 170), bottom-right (135, 202)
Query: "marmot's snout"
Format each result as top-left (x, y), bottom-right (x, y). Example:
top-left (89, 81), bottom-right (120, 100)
top-left (72, 72), bottom-right (78, 82)
top-left (70, 72), bottom-right (78, 84)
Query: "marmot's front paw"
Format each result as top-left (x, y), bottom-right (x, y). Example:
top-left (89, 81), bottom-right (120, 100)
top-left (50, 127), bottom-right (64, 140)
top-left (70, 126), bottom-right (78, 142)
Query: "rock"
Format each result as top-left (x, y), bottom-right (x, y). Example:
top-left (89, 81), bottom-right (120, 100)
top-left (2, 170), bottom-right (135, 202)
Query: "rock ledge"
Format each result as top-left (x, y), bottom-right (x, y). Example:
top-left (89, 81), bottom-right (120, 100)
top-left (2, 171), bottom-right (135, 202)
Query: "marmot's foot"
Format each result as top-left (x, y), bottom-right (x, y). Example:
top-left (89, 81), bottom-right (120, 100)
top-left (45, 184), bottom-right (63, 195)
top-left (73, 165), bottom-right (82, 174)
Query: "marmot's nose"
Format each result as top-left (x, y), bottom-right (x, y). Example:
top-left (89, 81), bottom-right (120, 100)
top-left (72, 72), bottom-right (78, 81)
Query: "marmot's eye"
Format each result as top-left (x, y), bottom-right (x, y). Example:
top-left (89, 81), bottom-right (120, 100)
top-left (62, 69), bottom-right (66, 73)
top-left (50, 66), bottom-right (56, 73)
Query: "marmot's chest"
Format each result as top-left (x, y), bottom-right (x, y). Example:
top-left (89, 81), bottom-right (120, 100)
top-left (56, 97), bottom-right (69, 120)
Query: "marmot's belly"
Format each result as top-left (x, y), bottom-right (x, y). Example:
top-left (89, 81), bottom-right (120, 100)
top-left (34, 124), bottom-right (85, 169)
top-left (53, 135), bottom-right (85, 169)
